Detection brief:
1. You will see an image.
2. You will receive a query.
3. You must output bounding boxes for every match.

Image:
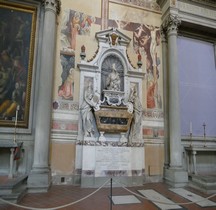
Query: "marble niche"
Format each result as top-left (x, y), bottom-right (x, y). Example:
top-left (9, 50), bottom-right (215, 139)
top-left (75, 28), bottom-right (146, 187)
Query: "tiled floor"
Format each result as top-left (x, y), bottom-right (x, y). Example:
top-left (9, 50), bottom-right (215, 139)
top-left (0, 182), bottom-right (216, 210)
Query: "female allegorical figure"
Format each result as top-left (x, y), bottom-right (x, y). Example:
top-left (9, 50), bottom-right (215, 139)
top-left (128, 86), bottom-right (143, 143)
top-left (80, 81), bottom-right (96, 137)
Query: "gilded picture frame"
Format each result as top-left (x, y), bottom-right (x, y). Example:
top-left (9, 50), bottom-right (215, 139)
top-left (0, 2), bottom-right (36, 128)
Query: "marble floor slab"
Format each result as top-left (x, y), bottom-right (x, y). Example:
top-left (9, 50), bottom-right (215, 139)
top-left (111, 195), bottom-right (141, 205)
top-left (138, 189), bottom-right (184, 210)
top-left (170, 188), bottom-right (216, 207)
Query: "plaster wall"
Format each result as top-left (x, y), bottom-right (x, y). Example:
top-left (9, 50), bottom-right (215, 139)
top-left (50, 141), bottom-right (76, 184)
top-left (145, 143), bottom-right (164, 177)
top-left (178, 36), bottom-right (216, 137)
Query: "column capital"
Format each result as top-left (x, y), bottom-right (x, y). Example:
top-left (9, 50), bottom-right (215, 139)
top-left (162, 14), bottom-right (181, 35)
top-left (42, 0), bottom-right (61, 15)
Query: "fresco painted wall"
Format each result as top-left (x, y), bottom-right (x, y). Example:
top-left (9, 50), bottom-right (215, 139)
top-left (53, 0), bottom-right (163, 109)
top-left (178, 36), bottom-right (216, 137)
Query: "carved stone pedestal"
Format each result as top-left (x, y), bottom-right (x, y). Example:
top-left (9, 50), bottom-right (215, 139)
top-left (76, 143), bottom-right (145, 187)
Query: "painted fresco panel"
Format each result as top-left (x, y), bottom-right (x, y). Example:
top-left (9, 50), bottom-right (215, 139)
top-left (56, 2), bottom-right (162, 110)
top-left (109, 2), bottom-right (162, 110)
top-left (61, 0), bottom-right (101, 18)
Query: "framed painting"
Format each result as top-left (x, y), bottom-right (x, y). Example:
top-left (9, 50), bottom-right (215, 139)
top-left (0, 2), bottom-right (36, 128)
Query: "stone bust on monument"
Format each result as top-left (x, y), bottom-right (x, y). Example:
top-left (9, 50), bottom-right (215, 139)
top-left (106, 63), bottom-right (120, 91)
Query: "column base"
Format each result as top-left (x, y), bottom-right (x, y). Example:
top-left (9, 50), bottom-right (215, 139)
top-left (27, 168), bottom-right (51, 193)
top-left (164, 167), bottom-right (188, 187)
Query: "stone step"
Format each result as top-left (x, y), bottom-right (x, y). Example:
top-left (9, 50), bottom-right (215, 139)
top-left (0, 175), bottom-right (28, 204)
top-left (189, 174), bottom-right (216, 194)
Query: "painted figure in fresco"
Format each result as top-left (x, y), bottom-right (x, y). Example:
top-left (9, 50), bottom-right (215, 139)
top-left (80, 13), bottom-right (94, 35)
top-left (133, 23), bottom-right (160, 67)
top-left (58, 68), bottom-right (74, 100)
top-left (133, 24), bottom-right (151, 55)
top-left (133, 23), bottom-right (162, 109)
top-left (146, 54), bottom-right (162, 109)
top-left (145, 25), bottom-right (159, 60)
top-left (68, 10), bottom-right (95, 51)
top-left (60, 10), bottom-right (71, 51)
top-left (70, 11), bottom-right (80, 50)
top-left (58, 55), bottom-right (75, 100)
top-left (128, 86), bottom-right (143, 143)
top-left (80, 81), bottom-right (96, 137)
top-left (106, 63), bottom-right (121, 91)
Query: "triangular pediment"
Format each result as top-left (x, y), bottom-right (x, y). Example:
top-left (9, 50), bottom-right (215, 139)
top-left (95, 28), bottom-right (131, 47)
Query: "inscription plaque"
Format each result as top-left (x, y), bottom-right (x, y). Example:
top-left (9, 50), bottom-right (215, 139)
top-left (95, 146), bottom-right (131, 176)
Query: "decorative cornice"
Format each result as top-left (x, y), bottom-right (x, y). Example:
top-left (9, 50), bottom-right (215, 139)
top-left (189, 0), bottom-right (216, 8)
top-left (158, 0), bottom-right (216, 8)
top-left (111, 0), bottom-right (160, 12)
top-left (76, 140), bottom-right (144, 147)
top-left (42, 0), bottom-right (61, 15)
top-left (178, 1), bottom-right (216, 20)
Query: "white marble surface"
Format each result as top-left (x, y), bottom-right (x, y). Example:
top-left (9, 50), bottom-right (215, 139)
top-left (111, 195), bottom-right (141, 205)
top-left (95, 146), bottom-right (131, 176)
top-left (82, 146), bottom-right (96, 171)
top-left (170, 188), bottom-right (216, 207)
top-left (78, 145), bottom-right (145, 177)
top-left (138, 189), bottom-right (182, 210)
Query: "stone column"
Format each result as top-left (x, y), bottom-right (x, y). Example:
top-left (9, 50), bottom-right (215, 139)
top-left (28, 0), bottom-right (61, 192)
top-left (162, 14), bottom-right (188, 187)
top-left (166, 15), bottom-right (182, 168)
top-left (160, 28), bottom-right (169, 169)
